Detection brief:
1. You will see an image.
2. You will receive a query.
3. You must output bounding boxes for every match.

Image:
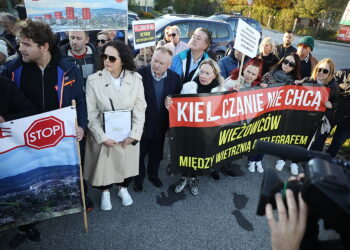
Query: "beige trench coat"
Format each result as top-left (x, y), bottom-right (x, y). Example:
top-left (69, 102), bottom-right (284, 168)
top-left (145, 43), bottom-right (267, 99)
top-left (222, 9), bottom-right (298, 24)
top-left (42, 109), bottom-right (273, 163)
top-left (84, 69), bottom-right (147, 186)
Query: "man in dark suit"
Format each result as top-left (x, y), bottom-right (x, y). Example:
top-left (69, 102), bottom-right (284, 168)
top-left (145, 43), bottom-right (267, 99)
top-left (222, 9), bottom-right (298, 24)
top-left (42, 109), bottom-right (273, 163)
top-left (135, 47), bottom-right (182, 191)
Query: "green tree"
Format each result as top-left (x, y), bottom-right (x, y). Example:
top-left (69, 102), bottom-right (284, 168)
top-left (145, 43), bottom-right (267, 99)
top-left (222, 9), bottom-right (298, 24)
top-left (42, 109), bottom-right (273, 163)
top-left (154, 0), bottom-right (171, 11)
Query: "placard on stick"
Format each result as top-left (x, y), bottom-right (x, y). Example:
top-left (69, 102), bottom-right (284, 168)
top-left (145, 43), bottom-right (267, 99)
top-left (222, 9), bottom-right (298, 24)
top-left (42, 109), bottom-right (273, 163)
top-left (132, 20), bottom-right (156, 49)
top-left (234, 19), bottom-right (261, 58)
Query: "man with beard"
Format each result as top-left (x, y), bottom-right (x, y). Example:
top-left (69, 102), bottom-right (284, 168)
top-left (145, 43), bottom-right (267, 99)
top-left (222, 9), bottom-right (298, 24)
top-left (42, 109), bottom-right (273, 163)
top-left (296, 36), bottom-right (318, 79)
top-left (275, 30), bottom-right (297, 60)
top-left (60, 31), bottom-right (100, 86)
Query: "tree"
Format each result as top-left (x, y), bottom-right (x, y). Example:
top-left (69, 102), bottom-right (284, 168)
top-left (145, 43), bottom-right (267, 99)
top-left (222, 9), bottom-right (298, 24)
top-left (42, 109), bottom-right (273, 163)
top-left (155, 0), bottom-right (171, 11)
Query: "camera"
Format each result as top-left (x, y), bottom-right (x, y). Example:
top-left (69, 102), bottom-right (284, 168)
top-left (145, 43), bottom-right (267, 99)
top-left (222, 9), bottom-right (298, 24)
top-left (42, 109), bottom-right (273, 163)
top-left (254, 141), bottom-right (350, 248)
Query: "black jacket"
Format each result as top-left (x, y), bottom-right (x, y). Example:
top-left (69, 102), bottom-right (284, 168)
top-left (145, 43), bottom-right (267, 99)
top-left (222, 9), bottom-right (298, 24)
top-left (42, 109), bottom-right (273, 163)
top-left (299, 77), bottom-right (339, 121)
top-left (333, 69), bottom-right (350, 126)
top-left (2, 46), bottom-right (87, 129)
top-left (0, 77), bottom-right (37, 121)
top-left (260, 52), bottom-right (279, 75)
top-left (138, 66), bottom-right (182, 140)
top-left (275, 44), bottom-right (297, 60)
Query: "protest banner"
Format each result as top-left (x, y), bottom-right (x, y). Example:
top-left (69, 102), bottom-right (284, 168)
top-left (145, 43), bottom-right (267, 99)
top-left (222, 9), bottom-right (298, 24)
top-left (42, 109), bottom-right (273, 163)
top-left (132, 20), bottom-right (156, 49)
top-left (23, 0), bottom-right (128, 32)
top-left (168, 84), bottom-right (329, 175)
top-left (0, 107), bottom-right (82, 230)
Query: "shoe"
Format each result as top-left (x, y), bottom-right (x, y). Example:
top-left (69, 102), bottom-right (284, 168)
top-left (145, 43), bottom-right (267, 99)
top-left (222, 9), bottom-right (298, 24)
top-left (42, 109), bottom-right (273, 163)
top-left (118, 188), bottom-right (133, 206)
top-left (149, 177), bottom-right (163, 188)
top-left (175, 177), bottom-right (188, 193)
top-left (290, 163), bottom-right (299, 176)
top-left (188, 177), bottom-right (199, 196)
top-left (100, 191), bottom-right (112, 210)
top-left (256, 161), bottom-right (264, 173)
top-left (275, 160), bottom-right (285, 171)
top-left (248, 161), bottom-right (255, 173)
top-left (85, 195), bottom-right (94, 212)
top-left (134, 182), bottom-right (143, 192)
top-left (210, 171), bottom-right (220, 181)
top-left (9, 232), bottom-right (27, 248)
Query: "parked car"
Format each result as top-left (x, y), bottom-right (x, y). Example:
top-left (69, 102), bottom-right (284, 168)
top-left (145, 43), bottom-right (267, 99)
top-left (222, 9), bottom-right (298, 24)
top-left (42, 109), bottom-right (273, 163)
top-left (128, 11), bottom-right (140, 31)
top-left (153, 15), bottom-right (234, 60)
top-left (208, 14), bottom-right (262, 50)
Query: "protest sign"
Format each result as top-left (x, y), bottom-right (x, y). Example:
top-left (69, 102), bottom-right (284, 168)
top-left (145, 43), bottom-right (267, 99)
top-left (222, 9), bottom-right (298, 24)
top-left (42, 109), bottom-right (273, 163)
top-left (234, 19), bottom-right (260, 58)
top-left (169, 84), bottom-right (329, 175)
top-left (23, 0), bottom-right (128, 32)
top-left (0, 107), bottom-right (82, 230)
top-left (132, 20), bottom-right (156, 49)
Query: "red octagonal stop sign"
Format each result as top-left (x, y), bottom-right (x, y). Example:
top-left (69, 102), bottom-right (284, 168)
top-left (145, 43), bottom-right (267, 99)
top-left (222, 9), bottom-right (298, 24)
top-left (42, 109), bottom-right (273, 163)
top-left (24, 116), bottom-right (65, 149)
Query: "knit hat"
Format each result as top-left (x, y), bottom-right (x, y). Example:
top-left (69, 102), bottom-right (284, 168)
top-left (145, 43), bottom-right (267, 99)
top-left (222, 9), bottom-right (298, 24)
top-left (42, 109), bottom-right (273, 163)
top-left (0, 40), bottom-right (8, 57)
top-left (297, 36), bottom-right (315, 51)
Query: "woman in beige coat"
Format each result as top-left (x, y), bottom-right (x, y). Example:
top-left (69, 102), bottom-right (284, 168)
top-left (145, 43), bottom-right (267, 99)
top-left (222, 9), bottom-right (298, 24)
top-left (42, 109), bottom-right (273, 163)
top-left (84, 41), bottom-right (147, 210)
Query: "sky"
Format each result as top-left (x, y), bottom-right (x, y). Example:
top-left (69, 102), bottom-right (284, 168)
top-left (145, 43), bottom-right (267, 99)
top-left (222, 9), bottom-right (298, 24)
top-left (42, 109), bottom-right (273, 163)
top-left (0, 137), bottom-right (79, 179)
top-left (24, 0), bottom-right (128, 15)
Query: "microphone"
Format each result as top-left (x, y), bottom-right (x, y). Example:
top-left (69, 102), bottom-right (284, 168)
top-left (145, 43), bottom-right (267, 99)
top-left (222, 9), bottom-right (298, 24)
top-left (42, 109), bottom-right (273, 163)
top-left (254, 140), bottom-right (331, 162)
top-left (254, 140), bottom-right (350, 168)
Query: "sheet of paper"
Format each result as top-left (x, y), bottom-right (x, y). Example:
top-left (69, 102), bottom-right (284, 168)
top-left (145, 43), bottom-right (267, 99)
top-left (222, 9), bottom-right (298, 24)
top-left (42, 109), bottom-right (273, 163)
top-left (104, 110), bottom-right (131, 142)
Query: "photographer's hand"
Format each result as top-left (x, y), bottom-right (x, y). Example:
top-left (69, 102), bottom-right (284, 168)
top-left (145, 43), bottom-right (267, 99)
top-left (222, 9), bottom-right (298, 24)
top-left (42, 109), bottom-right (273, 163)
top-left (266, 190), bottom-right (308, 250)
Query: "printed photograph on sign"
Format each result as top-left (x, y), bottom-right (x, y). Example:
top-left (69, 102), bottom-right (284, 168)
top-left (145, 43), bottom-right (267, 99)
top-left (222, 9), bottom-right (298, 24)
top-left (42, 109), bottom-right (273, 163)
top-left (0, 107), bottom-right (81, 230)
top-left (23, 0), bottom-right (128, 32)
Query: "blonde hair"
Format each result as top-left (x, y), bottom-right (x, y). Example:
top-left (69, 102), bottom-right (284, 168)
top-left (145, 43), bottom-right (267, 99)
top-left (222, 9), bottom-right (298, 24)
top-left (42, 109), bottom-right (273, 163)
top-left (259, 37), bottom-right (276, 54)
top-left (169, 25), bottom-right (181, 36)
top-left (199, 58), bottom-right (224, 86)
top-left (311, 58), bottom-right (335, 83)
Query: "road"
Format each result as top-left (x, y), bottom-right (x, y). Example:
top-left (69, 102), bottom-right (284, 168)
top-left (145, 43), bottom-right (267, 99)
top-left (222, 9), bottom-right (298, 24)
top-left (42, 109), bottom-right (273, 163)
top-left (0, 29), bottom-right (346, 250)
top-left (262, 28), bottom-right (350, 70)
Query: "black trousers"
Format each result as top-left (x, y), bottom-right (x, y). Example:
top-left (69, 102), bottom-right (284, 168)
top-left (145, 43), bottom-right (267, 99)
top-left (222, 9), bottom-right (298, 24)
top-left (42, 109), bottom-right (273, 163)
top-left (93, 177), bottom-right (133, 190)
top-left (134, 136), bottom-right (165, 185)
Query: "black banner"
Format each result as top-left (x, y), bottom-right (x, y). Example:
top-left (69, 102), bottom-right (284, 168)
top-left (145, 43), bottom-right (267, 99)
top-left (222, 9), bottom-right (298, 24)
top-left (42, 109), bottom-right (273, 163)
top-left (169, 84), bottom-right (330, 175)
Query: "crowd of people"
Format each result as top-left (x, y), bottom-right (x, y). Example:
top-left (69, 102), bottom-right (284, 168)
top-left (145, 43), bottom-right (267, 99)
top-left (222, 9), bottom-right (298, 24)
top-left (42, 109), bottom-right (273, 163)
top-left (1, 12), bottom-right (350, 249)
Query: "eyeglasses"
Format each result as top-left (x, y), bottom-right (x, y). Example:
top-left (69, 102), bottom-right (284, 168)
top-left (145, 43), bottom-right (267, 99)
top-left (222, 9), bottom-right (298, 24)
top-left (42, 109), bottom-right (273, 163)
top-left (298, 44), bottom-right (309, 49)
top-left (317, 68), bottom-right (330, 74)
top-left (102, 54), bottom-right (118, 63)
top-left (167, 33), bottom-right (177, 37)
top-left (282, 59), bottom-right (296, 68)
top-left (97, 39), bottom-right (107, 44)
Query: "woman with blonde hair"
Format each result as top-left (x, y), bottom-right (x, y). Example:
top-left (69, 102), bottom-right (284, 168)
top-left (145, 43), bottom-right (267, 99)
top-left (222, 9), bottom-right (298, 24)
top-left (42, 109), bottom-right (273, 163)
top-left (297, 58), bottom-right (339, 154)
top-left (259, 37), bottom-right (278, 75)
top-left (166, 58), bottom-right (226, 196)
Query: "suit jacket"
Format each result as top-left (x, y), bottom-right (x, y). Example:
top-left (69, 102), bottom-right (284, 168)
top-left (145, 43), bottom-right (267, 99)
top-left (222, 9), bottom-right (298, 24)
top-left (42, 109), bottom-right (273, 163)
top-left (138, 66), bottom-right (182, 140)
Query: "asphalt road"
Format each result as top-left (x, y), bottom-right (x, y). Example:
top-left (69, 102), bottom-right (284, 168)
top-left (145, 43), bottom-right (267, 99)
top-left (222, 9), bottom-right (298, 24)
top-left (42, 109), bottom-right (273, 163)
top-left (262, 28), bottom-right (350, 70)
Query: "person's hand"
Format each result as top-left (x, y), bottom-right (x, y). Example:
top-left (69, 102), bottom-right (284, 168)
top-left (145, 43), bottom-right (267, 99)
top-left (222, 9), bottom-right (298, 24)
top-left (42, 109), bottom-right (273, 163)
top-left (120, 137), bottom-right (135, 148)
top-left (165, 96), bottom-right (173, 110)
top-left (76, 126), bottom-right (84, 142)
top-left (324, 101), bottom-right (332, 109)
top-left (103, 139), bottom-right (118, 147)
top-left (260, 83), bottom-right (268, 88)
top-left (265, 190), bottom-right (308, 250)
top-left (294, 80), bottom-right (303, 85)
top-left (0, 115), bottom-right (5, 123)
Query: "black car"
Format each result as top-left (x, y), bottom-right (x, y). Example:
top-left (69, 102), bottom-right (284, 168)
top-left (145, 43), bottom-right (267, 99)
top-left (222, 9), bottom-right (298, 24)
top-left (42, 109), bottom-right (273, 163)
top-left (154, 15), bottom-right (234, 60)
top-left (208, 14), bottom-right (262, 49)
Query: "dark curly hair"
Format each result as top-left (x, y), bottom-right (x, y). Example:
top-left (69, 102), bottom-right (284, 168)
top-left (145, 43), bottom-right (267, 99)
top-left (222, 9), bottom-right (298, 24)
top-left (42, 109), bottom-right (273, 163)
top-left (101, 40), bottom-right (136, 71)
top-left (16, 19), bottom-right (56, 51)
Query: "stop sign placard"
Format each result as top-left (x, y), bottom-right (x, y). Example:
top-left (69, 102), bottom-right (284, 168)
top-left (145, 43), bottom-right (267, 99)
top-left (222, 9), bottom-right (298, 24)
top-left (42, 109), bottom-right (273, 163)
top-left (24, 116), bottom-right (65, 149)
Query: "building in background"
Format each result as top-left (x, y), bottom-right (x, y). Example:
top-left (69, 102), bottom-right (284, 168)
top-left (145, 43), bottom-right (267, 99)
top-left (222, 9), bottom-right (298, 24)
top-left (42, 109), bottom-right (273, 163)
top-left (337, 1), bottom-right (350, 42)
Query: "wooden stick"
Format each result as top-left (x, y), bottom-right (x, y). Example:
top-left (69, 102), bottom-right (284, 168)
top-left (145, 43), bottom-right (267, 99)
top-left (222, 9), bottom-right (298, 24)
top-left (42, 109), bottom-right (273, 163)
top-left (144, 47), bottom-right (147, 64)
top-left (72, 100), bottom-right (88, 232)
top-left (238, 54), bottom-right (246, 87)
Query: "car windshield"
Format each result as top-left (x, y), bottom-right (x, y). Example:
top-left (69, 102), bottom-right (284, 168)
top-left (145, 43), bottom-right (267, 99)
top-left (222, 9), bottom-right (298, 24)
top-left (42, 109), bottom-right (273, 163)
top-left (155, 18), bottom-right (172, 30)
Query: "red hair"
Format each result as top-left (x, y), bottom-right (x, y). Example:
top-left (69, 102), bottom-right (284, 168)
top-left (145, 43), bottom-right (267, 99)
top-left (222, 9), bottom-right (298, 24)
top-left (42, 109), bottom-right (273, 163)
top-left (230, 57), bottom-right (264, 86)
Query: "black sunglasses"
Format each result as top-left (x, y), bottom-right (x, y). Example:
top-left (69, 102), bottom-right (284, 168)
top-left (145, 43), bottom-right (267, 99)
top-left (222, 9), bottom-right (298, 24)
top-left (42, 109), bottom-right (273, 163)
top-left (102, 54), bottom-right (117, 63)
top-left (317, 68), bottom-right (329, 74)
top-left (167, 33), bottom-right (177, 37)
top-left (283, 59), bottom-right (296, 68)
top-left (97, 39), bottom-right (107, 44)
